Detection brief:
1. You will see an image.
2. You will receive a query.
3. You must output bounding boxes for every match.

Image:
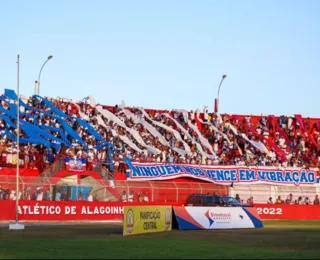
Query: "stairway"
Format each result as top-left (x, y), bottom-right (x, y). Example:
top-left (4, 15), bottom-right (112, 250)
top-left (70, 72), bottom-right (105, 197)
top-left (23, 156), bottom-right (65, 191)
top-left (80, 175), bottom-right (117, 202)
top-left (25, 157), bottom-right (120, 201)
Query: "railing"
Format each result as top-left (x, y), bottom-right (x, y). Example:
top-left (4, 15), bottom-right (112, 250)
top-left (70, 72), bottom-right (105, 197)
top-left (1, 175), bottom-right (319, 205)
top-left (0, 151), bottom-right (45, 171)
top-left (0, 176), bottom-right (228, 203)
top-left (92, 159), bottom-right (114, 181)
top-left (21, 155), bottom-right (66, 189)
top-left (229, 184), bottom-right (320, 204)
top-left (0, 150), bottom-right (115, 179)
top-left (40, 155), bottom-right (65, 179)
top-left (0, 150), bottom-right (114, 177)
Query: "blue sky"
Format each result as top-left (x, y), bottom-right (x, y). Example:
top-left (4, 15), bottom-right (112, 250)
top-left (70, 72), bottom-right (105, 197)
top-left (1, 0), bottom-right (320, 117)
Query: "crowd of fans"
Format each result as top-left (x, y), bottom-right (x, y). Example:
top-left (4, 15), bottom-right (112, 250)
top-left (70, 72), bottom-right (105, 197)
top-left (120, 190), bottom-right (149, 202)
top-left (0, 92), bottom-right (320, 205)
top-left (0, 184), bottom-right (150, 203)
top-left (267, 194), bottom-right (320, 205)
top-left (0, 92), bottom-right (320, 172)
top-left (0, 185), bottom-right (95, 202)
top-left (234, 193), bottom-right (320, 205)
top-left (2, 183), bottom-right (320, 206)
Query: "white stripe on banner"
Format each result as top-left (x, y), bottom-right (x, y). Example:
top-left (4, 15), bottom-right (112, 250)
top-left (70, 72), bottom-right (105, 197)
top-left (126, 128), bottom-right (160, 155)
top-left (119, 106), bottom-right (170, 147)
top-left (195, 114), bottom-right (243, 156)
top-left (225, 122), bottom-right (270, 156)
top-left (162, 113), bottom-right (192, 140)
top-left (110, 129), bottom-right (142, 153)
top-left (96, 106), bottom-right (160, 155)
top-left (136, 107), bottom-right (192, 155)
top-left (96, 106), bottom-right (127, 129)
top-left (58, 96), bottom-right (90, 121)
top-left (78, 96), bottom-right (97, 107)
top-left (87, 96), bottom-right (96, 107)
top-left (96, 115), bottom-right (108, 129)
top-left (118, 107), bottom-right (192, 156)
top-left (187, 119), bottom-right (216, 158)
top-left (173, 109), bottom-right (189, 124)
top-left (163, 113), bottom-right (215, 159)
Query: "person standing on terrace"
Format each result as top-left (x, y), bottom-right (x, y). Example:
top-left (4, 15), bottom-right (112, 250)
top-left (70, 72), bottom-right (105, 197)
top-left (285, 194), bottom-right (293, 204)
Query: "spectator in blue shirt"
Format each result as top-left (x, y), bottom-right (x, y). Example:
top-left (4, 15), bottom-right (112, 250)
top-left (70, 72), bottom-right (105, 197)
top-left (47, 149), bottom-right (55, 164)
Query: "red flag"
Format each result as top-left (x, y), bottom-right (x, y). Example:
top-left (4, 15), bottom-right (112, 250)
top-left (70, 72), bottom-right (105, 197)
top-left (196, 116), bottom-right (202, 131)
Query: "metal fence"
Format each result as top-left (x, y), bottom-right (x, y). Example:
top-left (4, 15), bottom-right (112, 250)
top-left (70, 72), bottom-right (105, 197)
top-left (229, 184), bottom-right (320, 204)
top-left (1, 174), bottom-right (318, 204)
top-left (0, 175), bottom-right (228, 203)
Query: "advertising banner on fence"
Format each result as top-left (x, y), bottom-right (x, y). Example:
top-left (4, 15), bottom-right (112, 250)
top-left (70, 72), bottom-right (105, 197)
top-left (173, 206), bottom-right (263, 230)
top-left (254, 204), bottom-right (320, 220)
top-left (126, 163), bottom-right (320, 186)
top-left (1, 201), bottom-right (319, 222)
top-left (123, 206), bottom-right (172, 236)
top-left (0, 200), bottom-right (178, 222)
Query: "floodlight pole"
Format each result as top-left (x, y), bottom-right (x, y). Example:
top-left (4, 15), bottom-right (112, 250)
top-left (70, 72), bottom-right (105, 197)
top-left (36, 55), bottom-right (53, 95)
top-left (215, 74), bottom-right (227, 113)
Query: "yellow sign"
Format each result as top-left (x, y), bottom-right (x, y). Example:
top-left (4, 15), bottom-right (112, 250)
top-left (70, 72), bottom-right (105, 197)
top-left (123, 206), bottom-right (172, 236)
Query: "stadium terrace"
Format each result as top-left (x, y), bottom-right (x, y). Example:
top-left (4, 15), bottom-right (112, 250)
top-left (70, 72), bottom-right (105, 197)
top-left (0, 87), bottom-right (319, 219)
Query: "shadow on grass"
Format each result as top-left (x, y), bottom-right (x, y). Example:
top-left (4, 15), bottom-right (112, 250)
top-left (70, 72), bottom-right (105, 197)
top-left (0, 221), bottom-right (320, 259)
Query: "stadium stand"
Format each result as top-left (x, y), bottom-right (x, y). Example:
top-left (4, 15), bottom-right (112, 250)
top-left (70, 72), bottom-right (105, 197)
top-left (0, 89), bottom-right (319, 204)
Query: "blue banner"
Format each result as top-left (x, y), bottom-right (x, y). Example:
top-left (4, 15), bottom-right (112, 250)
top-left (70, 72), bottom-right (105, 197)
top-left (126, 163), bottom-right (320, 186)
top-left (33, 95), bottom-right (68, 118)
top-left (2, 90), bottom-right (112, 152)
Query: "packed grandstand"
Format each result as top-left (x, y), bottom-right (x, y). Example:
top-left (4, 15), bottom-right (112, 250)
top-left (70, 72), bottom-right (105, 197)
top-left (0, 88), bottom-right (319, 205)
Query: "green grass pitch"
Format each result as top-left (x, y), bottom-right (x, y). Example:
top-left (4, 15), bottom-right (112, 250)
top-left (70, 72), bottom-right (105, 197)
top-left (1, 220), bottom-right (320, 259)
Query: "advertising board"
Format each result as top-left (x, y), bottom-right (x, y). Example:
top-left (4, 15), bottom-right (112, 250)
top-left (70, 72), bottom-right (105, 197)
top-left (123, 206), bottom-right (172, 236)
top-left (0, 201), bottom-right (179, 222)
top-left (173, 206), bottom-right (263, 230)
top-left (254, 204), bottom-right (320, 220)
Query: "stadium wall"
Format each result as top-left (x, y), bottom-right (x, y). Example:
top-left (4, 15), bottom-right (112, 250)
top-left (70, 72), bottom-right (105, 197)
top-left (0, 168), bottom-right (39, 176)
top-left (0, 200), bottom-right (183, 222)
top-left (253, 204), bottom-right (320, 220)
top-left (1, 201), bottom-right (320, 222)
